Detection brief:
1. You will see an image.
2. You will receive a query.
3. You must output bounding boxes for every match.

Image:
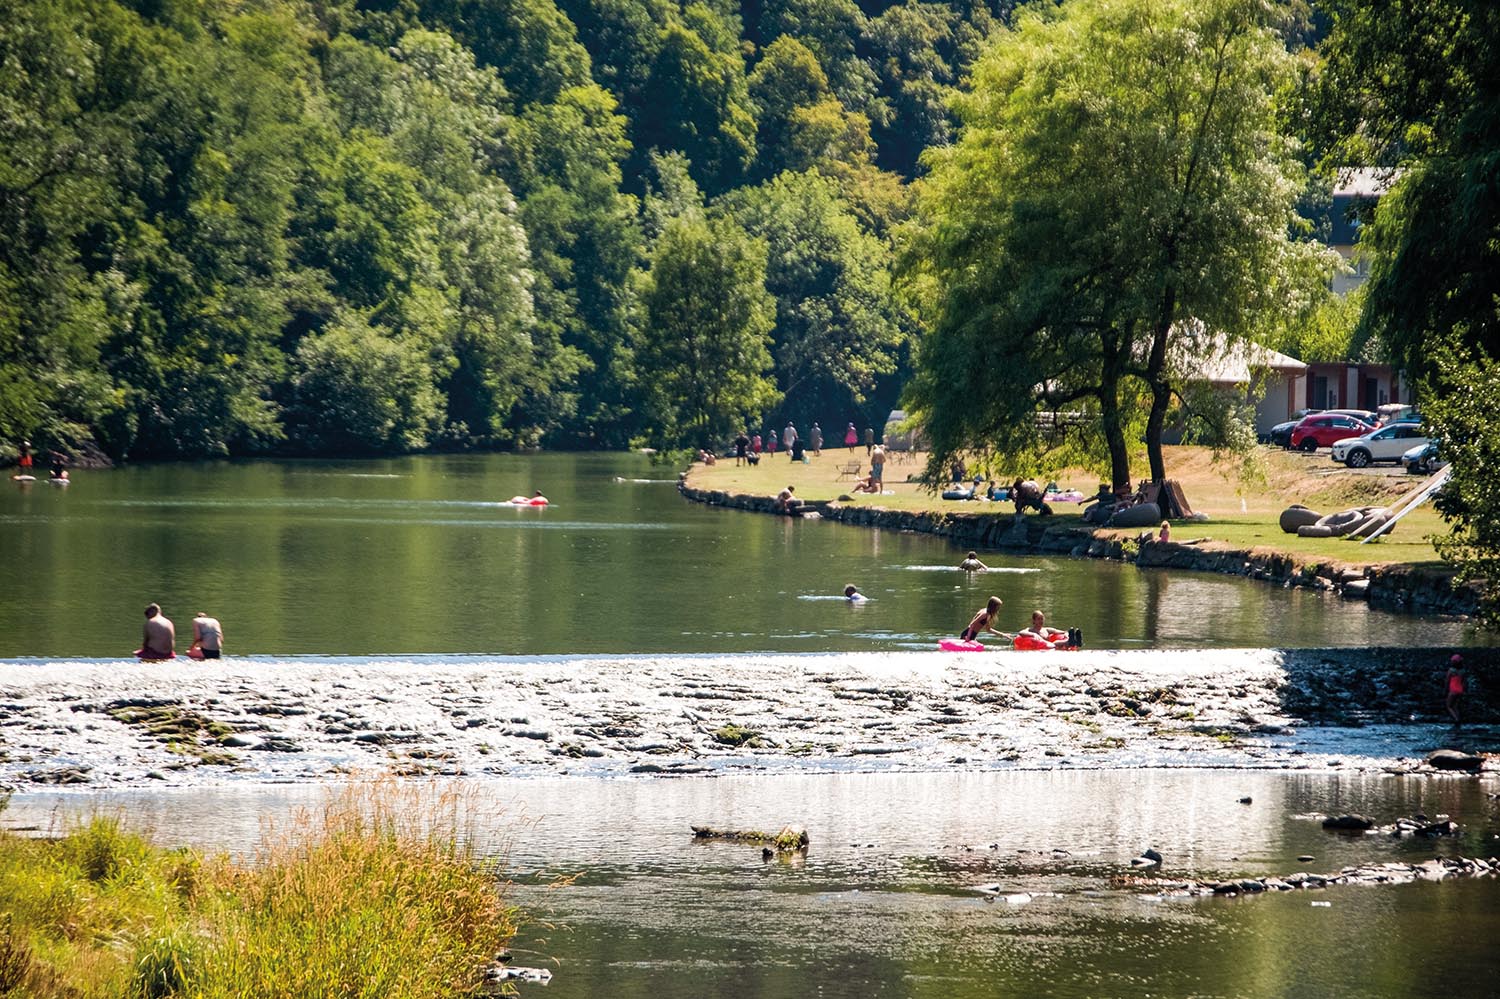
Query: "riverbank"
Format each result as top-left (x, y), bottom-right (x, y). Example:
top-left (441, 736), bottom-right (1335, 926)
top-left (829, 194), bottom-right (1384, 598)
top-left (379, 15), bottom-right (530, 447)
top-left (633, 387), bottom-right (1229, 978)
top-left (681, 447), bottom-right (1479, 618)
top-left (1, 650), bottom-right (1493, 790)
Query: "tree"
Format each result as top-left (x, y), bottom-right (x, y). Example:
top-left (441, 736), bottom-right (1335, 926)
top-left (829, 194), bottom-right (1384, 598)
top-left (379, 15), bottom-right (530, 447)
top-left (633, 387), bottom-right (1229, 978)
top-left (1314, 0), bottom-right (1500, 623)
top-left (906, 0), bottom-right (1333, 490)
top-left (637, 166), bottom-right (778, 446)
top-left (1313, 0), bottom-right (1500, 381)
top-left (635, 12), bottom-right (758, 195)
top-left (723, 170), bottom-right (909, 422)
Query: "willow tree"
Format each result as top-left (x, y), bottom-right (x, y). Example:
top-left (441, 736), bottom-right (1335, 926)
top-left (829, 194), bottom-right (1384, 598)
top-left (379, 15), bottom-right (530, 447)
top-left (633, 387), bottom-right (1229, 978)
top-left (906, 0), bottom-right (1332, 490)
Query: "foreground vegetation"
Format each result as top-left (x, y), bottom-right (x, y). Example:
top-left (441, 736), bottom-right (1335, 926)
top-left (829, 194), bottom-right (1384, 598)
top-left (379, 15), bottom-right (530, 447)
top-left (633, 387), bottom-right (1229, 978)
top-left (0, 783), bottom-right (518, 998)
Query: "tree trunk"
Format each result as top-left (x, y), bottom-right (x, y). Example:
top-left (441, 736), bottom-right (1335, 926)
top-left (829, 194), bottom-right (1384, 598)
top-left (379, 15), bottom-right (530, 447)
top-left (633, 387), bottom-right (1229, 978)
top-left (1145, 380), bottom-right (1170, 484)
top-left (1099, 331), bottom-right (1132, 491)
top-left (1144, 286), bottom-right (1177, 484)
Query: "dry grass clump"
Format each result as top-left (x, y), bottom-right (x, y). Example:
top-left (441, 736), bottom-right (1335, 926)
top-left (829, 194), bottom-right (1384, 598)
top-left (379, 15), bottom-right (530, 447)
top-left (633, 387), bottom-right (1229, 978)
top-left (0, 780), bottom-right (519, 999)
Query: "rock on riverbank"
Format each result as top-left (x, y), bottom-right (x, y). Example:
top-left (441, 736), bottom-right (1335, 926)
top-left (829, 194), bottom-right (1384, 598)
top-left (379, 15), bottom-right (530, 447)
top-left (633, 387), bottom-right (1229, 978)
top-left (0, 650), bottom-right (1493, 789)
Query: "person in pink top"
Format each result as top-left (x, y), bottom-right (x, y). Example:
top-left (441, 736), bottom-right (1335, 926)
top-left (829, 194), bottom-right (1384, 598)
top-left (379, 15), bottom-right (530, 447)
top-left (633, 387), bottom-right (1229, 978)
top-left (844, 423), bottom-right (858, 452)
top-left (1446, 654), bottom-right (1466, 725)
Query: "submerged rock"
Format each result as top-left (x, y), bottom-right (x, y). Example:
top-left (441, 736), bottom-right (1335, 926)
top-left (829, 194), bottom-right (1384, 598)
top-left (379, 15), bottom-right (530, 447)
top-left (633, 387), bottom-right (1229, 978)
top-left (692, 824), bottom-right (810, 851)
top-left (1322, 814), bottom-right (1375, 831)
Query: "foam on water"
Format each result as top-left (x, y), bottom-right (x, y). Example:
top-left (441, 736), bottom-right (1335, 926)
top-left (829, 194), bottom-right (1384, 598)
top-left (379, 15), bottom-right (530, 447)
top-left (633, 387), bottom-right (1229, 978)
top-left (899, 564), bottom-right (1042, 573)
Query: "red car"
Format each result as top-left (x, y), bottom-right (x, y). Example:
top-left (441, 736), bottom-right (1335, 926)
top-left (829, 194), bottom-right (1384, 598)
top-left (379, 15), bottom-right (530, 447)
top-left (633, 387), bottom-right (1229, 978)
top-left (1289, 413), bottom-right (1375, 451)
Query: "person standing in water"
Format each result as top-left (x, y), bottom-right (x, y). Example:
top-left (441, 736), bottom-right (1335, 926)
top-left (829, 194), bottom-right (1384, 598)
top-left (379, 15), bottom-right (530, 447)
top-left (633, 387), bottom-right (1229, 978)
top-left (959, 551), bottom-right (988, 571)
top-left (140, 603), bottom-right (175, 660)
top-left (1446, 654), bottom-right (1466, 726)
top-left (960, 596), bottom-right (1006, 642)
top-left (844, 584), bottom-right (866, 602)
top-left (190, 611), bottom-right (224, 659)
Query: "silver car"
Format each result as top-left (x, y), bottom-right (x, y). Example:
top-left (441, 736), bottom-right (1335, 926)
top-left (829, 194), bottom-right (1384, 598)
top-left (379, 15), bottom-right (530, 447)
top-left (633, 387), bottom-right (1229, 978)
top-left (1331, 423), bottom-right (1430, 468)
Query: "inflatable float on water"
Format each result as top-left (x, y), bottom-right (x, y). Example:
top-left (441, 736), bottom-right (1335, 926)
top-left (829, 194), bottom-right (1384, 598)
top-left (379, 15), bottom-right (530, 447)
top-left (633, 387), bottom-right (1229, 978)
top-left (507, 494), bottom-right (549, 506)
top-left (938, 635), bottom-right (1079, 652)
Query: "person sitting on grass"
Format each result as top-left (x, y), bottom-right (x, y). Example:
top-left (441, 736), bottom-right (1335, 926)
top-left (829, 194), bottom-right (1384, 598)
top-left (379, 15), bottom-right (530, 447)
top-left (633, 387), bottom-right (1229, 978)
top-left (850, 475), bottom-right (879, 494)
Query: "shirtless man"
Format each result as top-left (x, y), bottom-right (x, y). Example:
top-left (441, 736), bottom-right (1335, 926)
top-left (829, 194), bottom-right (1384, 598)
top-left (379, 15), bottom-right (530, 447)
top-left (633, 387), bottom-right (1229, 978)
top-left (959, 551), bottom-right (988, 571)
top-left (1016, 610), bottom-right (1070, 648)
top-left (190, 611), bottom-right (224, 659)
top-left (960, 596), bottom-right (1006, 642)
top-left (140, 603), bottom-right (175, 660)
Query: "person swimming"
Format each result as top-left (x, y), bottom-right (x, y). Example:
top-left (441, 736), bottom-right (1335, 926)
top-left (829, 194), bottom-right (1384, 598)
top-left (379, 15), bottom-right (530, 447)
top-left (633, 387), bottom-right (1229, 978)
top-left (960, 596), bottom-right (1005, 642)
top-left (844, 584), bottom-right (866, 602)
top-left (959, 551), bottom-right (988, 571)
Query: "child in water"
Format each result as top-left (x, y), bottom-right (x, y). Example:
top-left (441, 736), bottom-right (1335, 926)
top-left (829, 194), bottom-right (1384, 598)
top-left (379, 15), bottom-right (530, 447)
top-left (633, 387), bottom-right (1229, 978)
top-left (844, 584), bottom-right (866, 603)
top-left (960, 596), bottom-right (1005, 642)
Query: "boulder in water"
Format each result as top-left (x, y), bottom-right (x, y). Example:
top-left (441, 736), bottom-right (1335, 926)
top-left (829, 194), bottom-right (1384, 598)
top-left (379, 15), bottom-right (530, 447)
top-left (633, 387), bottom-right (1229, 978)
top-left (1427, 749), bottom-right (1482, 772)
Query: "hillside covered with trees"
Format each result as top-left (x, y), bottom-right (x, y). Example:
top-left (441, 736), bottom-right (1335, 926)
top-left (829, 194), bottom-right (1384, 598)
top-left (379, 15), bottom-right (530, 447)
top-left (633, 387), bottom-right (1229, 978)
top-left (2, 0), bottom-right (1015, 460)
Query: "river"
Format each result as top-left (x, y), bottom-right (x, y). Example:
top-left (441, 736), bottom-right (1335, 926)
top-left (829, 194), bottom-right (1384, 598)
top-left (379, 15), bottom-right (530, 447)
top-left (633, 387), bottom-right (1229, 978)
top-left (2, 453), bottom-right (1496, 997)
top-left (0, 452), bottom-right (1483, 656)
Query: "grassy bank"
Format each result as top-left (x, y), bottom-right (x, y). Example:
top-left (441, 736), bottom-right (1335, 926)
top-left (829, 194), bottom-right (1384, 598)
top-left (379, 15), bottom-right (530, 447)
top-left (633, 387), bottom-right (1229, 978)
top-left (0, 782), bottom-right (517, 998)
top-left (687, 445), bottom-right (1447, 568)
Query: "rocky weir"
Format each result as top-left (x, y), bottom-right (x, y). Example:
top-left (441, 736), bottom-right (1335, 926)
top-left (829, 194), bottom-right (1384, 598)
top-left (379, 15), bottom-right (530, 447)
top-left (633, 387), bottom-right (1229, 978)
top-left (678, 482), bottom-right (1482, 618)
top-left (0, 649), bottom-right (1493, 789)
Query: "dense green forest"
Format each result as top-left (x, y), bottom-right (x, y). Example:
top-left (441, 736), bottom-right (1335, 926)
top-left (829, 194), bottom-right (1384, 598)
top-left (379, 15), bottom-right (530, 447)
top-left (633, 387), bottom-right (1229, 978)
top-left (1, 0), bottom-right (1015, 460)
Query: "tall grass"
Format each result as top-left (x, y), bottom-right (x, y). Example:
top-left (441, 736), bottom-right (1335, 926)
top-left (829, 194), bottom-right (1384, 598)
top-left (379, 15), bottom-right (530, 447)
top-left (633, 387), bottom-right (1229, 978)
top-left (0, 780), bottom-right (519, 998)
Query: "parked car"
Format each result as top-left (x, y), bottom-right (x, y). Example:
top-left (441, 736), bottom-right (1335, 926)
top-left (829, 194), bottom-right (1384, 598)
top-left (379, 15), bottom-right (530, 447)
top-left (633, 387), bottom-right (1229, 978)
top-left (1289, 413), bottom-right (1375, 451)
top-left (1323, 408), bottom-right (1381, 427)
top-left (1331, 423), bottom-right (1430, 467)
top-left (1268, 409), bottom-right (1321, 448)
top-left (1402, 440), bottom-right (1447, 475)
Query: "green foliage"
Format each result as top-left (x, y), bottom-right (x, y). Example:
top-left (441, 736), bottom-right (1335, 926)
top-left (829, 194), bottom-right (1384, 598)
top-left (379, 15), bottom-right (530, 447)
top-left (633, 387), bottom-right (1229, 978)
top-left (906, 0), bottom-right (1333, 489)
top-left (131, 931), bottom-right (200, 999)
top-left (1315, 3), bottom-right (1500, 613)
top-left (1313, 2), bottom-right (1500, 382)
top-left (1424, 348), bottom-right (1500, 627)
top-left (1277, 286), bottom-right (1365, 363)
top-left (724, 170), bottom-right (909, 420)
top-left (639, 172), bottom-right (779, 446)
top-left (289, 311), bottom-right (446, 453)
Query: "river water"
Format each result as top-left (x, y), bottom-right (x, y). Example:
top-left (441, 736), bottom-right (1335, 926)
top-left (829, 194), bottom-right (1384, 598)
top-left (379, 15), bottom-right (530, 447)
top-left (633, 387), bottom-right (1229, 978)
top-left (3, 453), bottom-right (1497, 996)
top-left (7, 771), bottom-right (1500, 998)
top-left (0, 452), bottom-right (1482, 656)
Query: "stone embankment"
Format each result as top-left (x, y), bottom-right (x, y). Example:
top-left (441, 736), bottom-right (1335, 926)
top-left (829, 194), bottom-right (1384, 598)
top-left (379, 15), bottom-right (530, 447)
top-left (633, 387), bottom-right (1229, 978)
top-left (678, 481), bottom-right (1480, 619)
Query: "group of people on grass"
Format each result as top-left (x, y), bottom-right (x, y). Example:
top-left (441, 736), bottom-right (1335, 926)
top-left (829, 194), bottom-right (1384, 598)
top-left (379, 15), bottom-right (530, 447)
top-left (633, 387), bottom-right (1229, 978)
top-left (727, 422), bottom-right (881, 467)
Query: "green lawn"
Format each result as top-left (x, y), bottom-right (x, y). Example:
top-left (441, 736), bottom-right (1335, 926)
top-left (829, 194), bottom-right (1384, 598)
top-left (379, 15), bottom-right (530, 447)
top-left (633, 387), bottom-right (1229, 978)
top-left (687, 446), bottom-right (1448, 567)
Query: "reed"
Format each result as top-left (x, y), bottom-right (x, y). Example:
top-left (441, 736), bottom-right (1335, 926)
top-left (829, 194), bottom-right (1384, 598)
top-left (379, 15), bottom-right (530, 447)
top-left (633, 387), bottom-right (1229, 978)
top-left (0, 779), bottom-right (519, 998)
